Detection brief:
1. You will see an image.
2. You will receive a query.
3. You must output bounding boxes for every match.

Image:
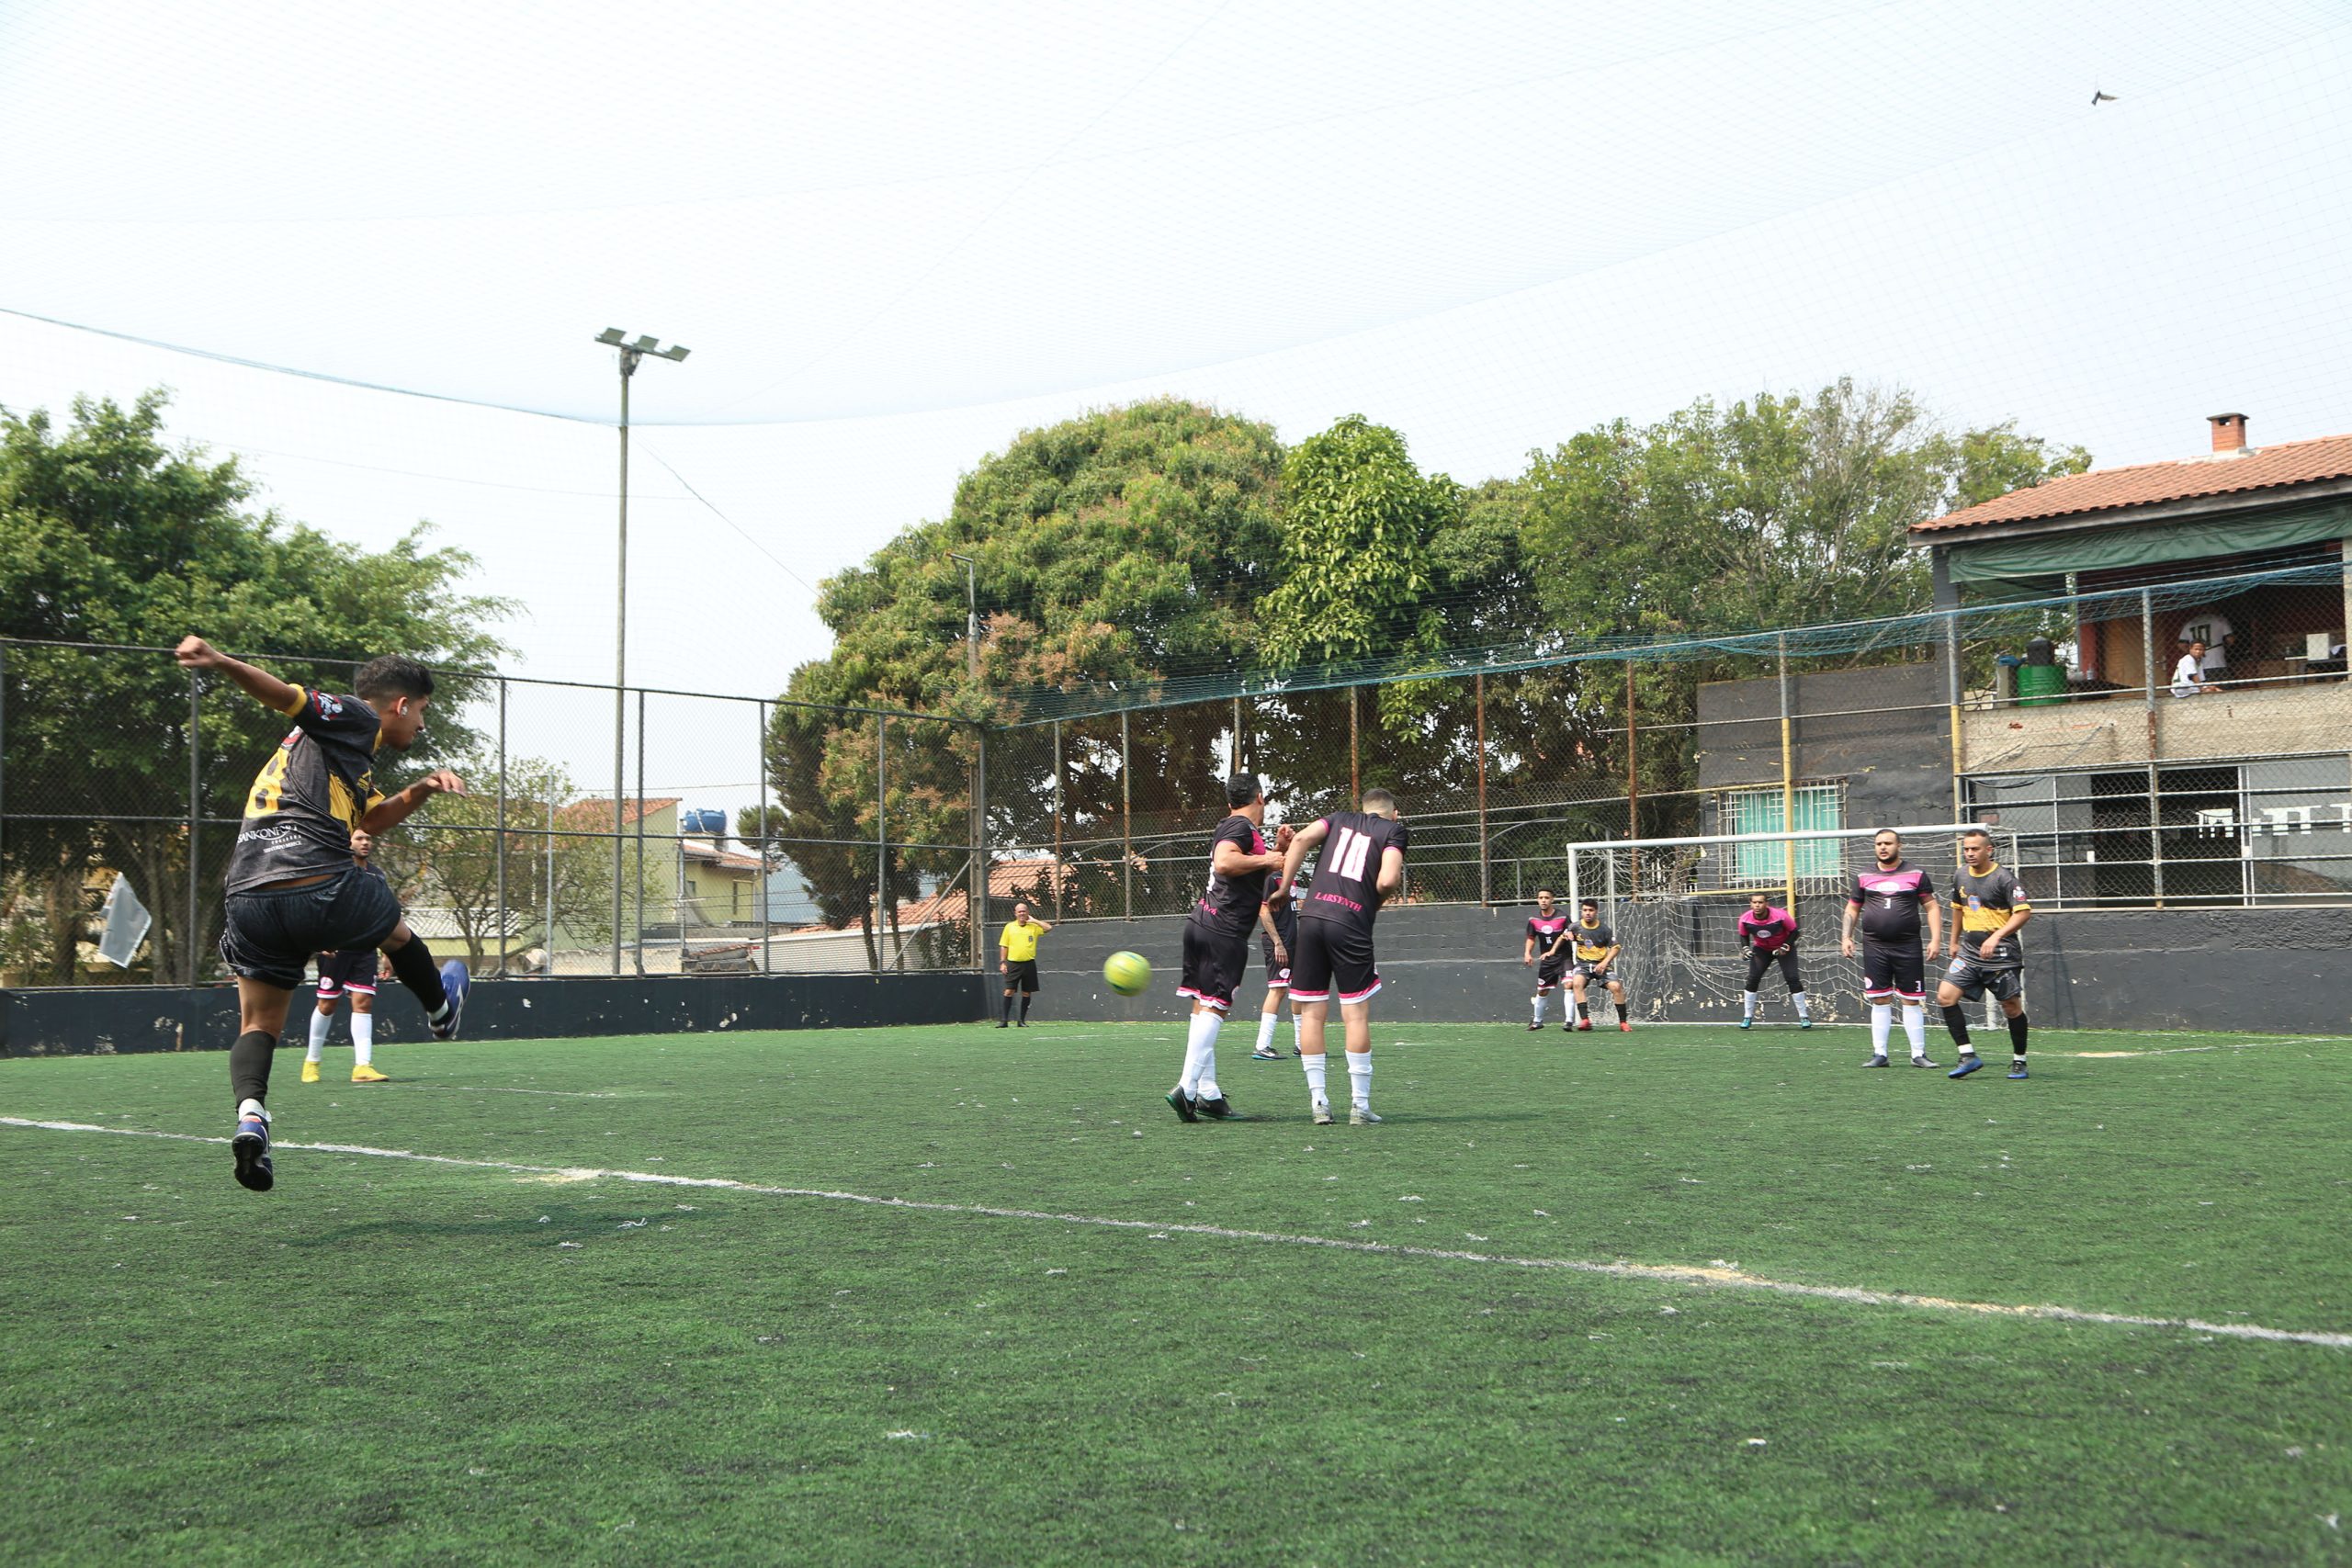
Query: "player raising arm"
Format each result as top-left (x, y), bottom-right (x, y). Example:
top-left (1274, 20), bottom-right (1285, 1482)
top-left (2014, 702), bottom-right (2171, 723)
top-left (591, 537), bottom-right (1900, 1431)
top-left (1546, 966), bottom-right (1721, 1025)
top-left (176, 636), bottom-right (472, 1192)
top-left (1937, 828), bottom-right (2034, 1080)
top-left (1271, 789), bottom-right (1409, 1124)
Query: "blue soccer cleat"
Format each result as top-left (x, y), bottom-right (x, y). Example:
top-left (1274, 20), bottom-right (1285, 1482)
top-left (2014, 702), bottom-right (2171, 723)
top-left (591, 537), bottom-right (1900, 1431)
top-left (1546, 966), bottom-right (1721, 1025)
top-left (1798, 1017), bottom-right (1813, 1030)
top-left (431, 959), bottom-right (469, 1041)
top-left (1738, 1017), bottom-right (1753, 1030)
top-left (1949, 1055), bottom-right (1985, 1078)
top-left (2007, 1061), bottom-right (2030, 1079)
top-left (231, 1114), bottom-right (274, 1192)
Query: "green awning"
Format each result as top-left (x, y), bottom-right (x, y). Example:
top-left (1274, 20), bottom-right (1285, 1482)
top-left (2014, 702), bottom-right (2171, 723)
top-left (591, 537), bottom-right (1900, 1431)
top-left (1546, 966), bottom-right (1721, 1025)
top-left (1943, 499), bottom-right (2352, 582)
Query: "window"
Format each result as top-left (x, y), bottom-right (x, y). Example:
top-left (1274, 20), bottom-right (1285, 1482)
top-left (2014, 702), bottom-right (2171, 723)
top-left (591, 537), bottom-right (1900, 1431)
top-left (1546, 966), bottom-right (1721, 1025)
top-left (1723, 784), bottom-right (1842, 880)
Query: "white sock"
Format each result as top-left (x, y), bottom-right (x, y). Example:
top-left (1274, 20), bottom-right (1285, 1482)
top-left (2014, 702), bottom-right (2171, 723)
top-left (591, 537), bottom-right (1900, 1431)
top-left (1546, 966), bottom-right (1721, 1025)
top-left (1289, 1012), bottom-right (1302, 1055)
top-left (238, 1098), bottom-right (268, 1123)
top-left (1870, 1003), bottom-right (1893, 1056)
top-left (1178, 1011), bottom-right (1222, 1097)
top-left (1347, 1050), bottom-right (1373, 1110)
top-left (1301, 1052), bottom-right (1329, 1105)
top-left (1793, 990), bottom-right (1810, 1019)
top-left (1741, 991), bottom-right (1757, 1020)
top-left (1901, 1003), bottom-right (1928, 1056)
top-left (1532, 992), bottom-right (1547, 1024)
top-left (352, 1011), bottom-right (374, 1066)
top-left (1564, 994), bottom-right (1579, 1026)
top-left (1256, 1011), bottom-right (1279, 1054)
top-left (307, 1009), bottom-right (331, 1062)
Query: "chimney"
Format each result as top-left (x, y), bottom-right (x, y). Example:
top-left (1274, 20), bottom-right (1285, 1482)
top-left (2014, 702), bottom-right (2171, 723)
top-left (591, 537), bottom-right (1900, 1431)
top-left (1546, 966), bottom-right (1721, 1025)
top-left (2208, 412), bottom-right (2249, 454)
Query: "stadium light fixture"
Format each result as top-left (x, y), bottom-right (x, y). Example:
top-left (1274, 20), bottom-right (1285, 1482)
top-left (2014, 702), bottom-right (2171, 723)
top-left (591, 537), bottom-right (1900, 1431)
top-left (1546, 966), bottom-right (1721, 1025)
top-left (594, 326), bottom-right (692, 975)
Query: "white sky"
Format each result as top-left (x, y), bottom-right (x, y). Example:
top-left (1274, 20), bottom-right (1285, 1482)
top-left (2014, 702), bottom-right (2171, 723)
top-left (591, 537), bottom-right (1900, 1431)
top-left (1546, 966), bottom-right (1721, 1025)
top-left (6, 0), bottom-right (2352, 824)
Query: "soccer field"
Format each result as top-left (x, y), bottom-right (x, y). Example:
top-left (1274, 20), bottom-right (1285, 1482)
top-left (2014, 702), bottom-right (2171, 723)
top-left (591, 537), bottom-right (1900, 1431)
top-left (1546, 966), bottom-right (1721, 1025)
top-left (4, 1021), bottom-right (2347, 1565)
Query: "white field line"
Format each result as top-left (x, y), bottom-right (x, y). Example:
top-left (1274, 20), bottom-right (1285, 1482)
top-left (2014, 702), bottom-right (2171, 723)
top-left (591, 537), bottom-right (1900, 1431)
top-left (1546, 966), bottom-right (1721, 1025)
top-left (368, 1084), bottom-right (622, 1100)
top-left (8, 1116), bottom-right (2348, 1350)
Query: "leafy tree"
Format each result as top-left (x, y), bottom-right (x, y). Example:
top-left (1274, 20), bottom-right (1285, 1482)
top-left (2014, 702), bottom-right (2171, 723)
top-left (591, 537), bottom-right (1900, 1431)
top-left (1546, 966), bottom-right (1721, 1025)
top-left (1259, 414), bottom-right (1456, 666)
top-left (0, 391), bottom-right (510, 983)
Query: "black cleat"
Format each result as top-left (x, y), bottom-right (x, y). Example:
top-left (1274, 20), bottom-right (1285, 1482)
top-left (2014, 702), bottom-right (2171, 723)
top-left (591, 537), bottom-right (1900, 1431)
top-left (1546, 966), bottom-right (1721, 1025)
top-left (1165, 1089), bottom-right (1199, 1122)
top-left (231, 1115), bottom-right (274, 1192)
top-left (1195, 1095), bottom-right (1248, 1121)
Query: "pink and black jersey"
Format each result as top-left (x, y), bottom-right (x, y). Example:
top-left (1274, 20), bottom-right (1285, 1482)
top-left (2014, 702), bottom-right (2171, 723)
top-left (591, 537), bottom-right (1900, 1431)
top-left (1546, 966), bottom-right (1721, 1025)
top-left (1848, 862), bottom-right (1935, 943)
top-left (1296, 811), bottom-right (1411, 933)
top-left (1191, 814), bottom-right (1271, 933)
top-left (1737, 907), bottom-right (1798, 953)
top-left (1526, 912), bottom-right (1570, 952)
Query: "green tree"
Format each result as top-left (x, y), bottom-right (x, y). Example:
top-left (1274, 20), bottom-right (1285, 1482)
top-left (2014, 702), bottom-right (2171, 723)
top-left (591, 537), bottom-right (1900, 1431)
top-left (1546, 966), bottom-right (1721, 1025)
top-left (0, 391), bottom-right (510, 983)
top-left (1259, 414), bottom-right (1456, 666)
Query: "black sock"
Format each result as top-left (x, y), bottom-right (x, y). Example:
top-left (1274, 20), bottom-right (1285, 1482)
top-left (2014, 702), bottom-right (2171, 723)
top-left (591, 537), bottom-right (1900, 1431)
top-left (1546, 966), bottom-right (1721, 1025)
top-left (1001, 990), bottom-right (1014, 1021)
top-left (2008, 1012), bottom-right (2030, 1057)
top-left (1018, 994), bottom-right (1031, 1022)
top-left (386, 937), bottom-right (448, 1018)
top-left (231, 1029), bottom-right (277, 1109)
top-left (1940, 1004), bottom-right (1973, 1048)
top-left (1615, 999), bottom-right (1628, 1022)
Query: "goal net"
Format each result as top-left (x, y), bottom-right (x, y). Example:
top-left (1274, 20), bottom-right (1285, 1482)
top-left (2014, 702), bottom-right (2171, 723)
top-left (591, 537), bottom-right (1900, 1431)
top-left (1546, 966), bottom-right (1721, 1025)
top-left (1560, 822), bottom-right (2018, 1024)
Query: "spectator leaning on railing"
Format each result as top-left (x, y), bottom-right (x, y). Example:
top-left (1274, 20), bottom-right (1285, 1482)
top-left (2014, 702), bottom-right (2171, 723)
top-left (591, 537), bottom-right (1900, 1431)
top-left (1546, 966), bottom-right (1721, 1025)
top-left (2170, 638), bottom-right (2222, 697)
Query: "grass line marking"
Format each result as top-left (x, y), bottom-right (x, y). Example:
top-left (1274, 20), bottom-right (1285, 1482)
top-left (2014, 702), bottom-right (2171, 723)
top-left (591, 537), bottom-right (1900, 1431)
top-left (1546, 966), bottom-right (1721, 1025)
top-left (6, 1113), bottom-right (2346, 1350)
top-left (368, 1084), bottom-right (624, 1099)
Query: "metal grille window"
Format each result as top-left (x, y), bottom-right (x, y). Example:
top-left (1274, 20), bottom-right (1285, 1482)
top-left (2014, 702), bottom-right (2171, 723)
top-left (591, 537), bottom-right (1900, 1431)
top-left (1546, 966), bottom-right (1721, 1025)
top-left (1723, 784), bottom-right (1844, 880)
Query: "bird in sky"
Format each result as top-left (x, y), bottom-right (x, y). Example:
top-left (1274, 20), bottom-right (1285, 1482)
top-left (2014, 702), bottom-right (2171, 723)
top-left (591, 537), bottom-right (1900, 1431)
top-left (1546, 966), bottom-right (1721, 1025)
top-left (2092, 89), bottom-right (2118, 105)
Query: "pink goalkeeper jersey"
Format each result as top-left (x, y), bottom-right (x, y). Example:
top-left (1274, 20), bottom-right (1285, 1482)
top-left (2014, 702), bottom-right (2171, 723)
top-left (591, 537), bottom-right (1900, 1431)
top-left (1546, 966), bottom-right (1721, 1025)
top-left (1737, 907), bottom-right (1797, 953)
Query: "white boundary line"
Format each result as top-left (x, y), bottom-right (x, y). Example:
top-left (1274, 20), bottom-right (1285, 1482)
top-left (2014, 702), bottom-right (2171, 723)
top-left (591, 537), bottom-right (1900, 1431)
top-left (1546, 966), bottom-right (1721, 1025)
top-left (5, 1114), bottom-right (2346, 1350)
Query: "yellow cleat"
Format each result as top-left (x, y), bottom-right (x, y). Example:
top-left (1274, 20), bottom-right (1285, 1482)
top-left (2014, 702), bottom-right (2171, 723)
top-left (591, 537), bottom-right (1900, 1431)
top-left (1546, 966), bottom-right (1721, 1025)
top-left (300, 1060), bottom-right (322, 1084)
top-left (350, 1064), bottom-right (391, 1084)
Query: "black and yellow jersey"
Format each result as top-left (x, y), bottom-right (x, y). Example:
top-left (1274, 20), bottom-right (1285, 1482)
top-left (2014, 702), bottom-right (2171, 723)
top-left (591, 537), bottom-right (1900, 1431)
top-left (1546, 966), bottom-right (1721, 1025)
top-left (1570, 919), bottom-right (1617, 965)
top-left (223, 686), bottom-right (384, 895)
top-left (1951, 862), bottom-right (2030, 968)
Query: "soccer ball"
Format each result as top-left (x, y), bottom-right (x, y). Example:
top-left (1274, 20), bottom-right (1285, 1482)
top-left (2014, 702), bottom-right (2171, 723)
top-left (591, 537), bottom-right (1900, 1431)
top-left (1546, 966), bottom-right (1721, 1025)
top-left (1103, 951), bottom-right (1151, 997)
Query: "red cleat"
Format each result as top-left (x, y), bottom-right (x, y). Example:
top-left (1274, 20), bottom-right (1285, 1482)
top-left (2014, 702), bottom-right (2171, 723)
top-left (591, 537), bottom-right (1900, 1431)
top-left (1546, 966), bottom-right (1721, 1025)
top-left (1618, 1019), bottom-right (1633, 1032)
top-left (1576, 1020), bottom-right (1593, 1032)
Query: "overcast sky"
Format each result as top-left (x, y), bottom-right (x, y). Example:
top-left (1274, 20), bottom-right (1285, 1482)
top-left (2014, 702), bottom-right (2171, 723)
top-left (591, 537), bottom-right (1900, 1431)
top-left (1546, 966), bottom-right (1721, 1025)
top-left (6, 0), bottom-right (2351, 818)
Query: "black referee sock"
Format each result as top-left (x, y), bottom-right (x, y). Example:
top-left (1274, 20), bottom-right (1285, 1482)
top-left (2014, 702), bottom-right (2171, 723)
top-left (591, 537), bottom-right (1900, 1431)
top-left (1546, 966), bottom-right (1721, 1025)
top-left (1018, 994), bottom-right (1031, 1023)
top-left (385, 936), bottom-right (448, 1019)
top-left (2008, 1012), bottom-right (2030, 1057)
top-left (1940, 1004), bottom-right (1973, 1049)
top-left (231, 1029), bottom-right (277, 1108)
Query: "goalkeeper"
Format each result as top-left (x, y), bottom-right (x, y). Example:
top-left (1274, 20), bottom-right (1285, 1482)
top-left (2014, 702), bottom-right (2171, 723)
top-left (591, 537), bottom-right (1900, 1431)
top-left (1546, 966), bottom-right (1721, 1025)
top-left (1735, 892), bottom-right (1812, 1029)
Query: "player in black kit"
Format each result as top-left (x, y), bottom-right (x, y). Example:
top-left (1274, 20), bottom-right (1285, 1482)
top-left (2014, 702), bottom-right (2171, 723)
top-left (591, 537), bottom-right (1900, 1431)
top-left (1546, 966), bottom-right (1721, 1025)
top-left (1169, 773), bottom-right (1292, 1122)
top-left (1272, 788), bottom-right (1410, 1125)
top-left (175, 636), bottom-right (472, 1191)
top-left (1838, 828), bottom-right (1945, 1068)
top-left (1522, 889), bottom-right (1572, 1031)
top-left (1250, 893), bottom-right (1302, 1059)
top-left (1938, 827), bottom-right (2035, 1079)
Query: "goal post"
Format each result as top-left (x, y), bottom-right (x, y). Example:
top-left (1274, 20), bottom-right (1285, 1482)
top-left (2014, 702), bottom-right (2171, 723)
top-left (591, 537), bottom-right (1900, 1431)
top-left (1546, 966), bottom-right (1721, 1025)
top-left (1559, 822), bottom-right (2018, 1023)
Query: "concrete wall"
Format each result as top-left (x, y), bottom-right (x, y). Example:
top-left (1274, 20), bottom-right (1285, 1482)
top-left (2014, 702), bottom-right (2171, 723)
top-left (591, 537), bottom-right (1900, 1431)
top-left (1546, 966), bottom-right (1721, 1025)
top-left (0, 971), bottom-right (989, 1056)
top-left (1697, 661), bottom-right (1954, 828)
top-left (1029, 904), bottom-right (2352, 1036)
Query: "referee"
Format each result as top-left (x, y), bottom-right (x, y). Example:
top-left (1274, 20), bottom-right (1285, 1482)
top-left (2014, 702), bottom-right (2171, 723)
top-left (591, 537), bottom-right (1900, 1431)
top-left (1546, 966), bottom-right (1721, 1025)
top-left (997, 901), bottom-right (1052, 1028)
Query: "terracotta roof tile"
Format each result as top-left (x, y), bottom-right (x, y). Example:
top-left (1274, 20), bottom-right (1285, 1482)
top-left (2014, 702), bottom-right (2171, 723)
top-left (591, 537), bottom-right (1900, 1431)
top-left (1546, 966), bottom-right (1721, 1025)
top-left (1914, 433), bottom-right (2352, 535)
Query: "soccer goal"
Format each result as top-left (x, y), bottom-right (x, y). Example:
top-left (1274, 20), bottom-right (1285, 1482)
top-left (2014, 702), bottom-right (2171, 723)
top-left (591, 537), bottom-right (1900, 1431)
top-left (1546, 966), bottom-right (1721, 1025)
top-left (1560, 822), bottom-right (2017, 1023)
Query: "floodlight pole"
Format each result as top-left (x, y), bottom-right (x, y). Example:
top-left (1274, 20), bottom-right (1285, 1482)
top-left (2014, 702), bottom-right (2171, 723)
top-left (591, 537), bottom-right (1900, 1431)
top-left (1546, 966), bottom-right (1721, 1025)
top-left (595, 328), bottom-right (690, 974)
top-left (946, 552), bottom-right (979, 682)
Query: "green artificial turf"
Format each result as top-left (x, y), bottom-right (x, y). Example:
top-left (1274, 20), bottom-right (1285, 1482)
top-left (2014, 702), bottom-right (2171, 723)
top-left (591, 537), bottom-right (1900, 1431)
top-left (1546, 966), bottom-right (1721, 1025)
top-left (3, 1021), bottom-right (2346, 1565)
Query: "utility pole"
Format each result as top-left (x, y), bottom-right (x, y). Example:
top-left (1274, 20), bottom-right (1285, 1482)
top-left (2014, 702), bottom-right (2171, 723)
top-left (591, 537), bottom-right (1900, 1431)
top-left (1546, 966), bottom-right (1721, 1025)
top-left (594, 328), bottom-right (689, 974)
top-left (946, 552), bottom-right (979, 682)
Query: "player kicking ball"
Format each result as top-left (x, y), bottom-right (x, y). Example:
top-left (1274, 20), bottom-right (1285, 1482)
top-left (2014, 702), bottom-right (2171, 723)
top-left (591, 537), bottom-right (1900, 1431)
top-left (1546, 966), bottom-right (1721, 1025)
top-left (176, 637), bottom-right (472, 1191)
top-left (1937, 827), bottom-right (2034, 1080)
top-left (1735, 892), bottom-right (1811, 1029)
top-left (1272, 788), bottom-right (1410, 1125)
top-left (1169, 773), bottom-right (1291, 1122)
top-left (1521, 888), bottom-right (1572, 1031)
top-left (302, 832), bottom-right (391, 1083)
top-left (1566, 899), bottom-right (1632, 1032)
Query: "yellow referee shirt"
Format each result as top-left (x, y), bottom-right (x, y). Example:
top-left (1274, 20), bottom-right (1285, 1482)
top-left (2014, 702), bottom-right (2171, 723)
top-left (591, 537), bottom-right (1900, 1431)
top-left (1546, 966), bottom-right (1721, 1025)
top-left (999, 920), bottom-right (1045, 963)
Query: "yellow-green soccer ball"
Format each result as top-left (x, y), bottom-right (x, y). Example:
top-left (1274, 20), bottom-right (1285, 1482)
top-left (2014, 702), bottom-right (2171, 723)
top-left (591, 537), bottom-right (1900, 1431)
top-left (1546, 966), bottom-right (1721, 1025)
top-left (1104, 951), bottom-right (1152, 997)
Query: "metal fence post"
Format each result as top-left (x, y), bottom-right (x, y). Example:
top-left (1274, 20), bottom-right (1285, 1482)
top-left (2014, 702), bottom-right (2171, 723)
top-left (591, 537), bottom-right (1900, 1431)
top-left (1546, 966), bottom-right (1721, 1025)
top-left (612, 682), bottom-right (625, 978)
top-left (1348, 686), bottom-right (1360, 800)
top-left (1475, 671), bottom-right (1489, 908)
top-left (876, 713), bottom-right (888, 970)
top-left (2143, 587), bottom-right (2163, 906)
top-left (0, 644), bottom-right (8, 946)
top-left (545, 795), bottom-right (556, 971)
top-left (634, 687), bottom-right (646, 975)
top-left (187, 670), bottom-right (201, 986)
top-left (1779, 634), bottom-right (1797, 910)
top-left (1232, 695), bottom-right (1243, 773)
top-left (1051, 718), bottom-right (1065, 922)
top-left (1945, 610), bottom-right (1965, 821)
top-left (494, 676), bottom-right (507, 977)
top-left (1120, 708), bottom-right (1133, 919)
top-left (1624, 660), bottom-right (1640, 897)
top-left (971, 723), bottom-right (988, 969)
top-left (756, 700), bottom-right (770, 976)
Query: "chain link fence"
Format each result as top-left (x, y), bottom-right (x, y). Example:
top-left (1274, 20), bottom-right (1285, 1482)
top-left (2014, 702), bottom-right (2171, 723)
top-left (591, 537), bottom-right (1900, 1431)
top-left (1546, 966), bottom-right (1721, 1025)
top-left (5, 559), bottom-right (2346, 987)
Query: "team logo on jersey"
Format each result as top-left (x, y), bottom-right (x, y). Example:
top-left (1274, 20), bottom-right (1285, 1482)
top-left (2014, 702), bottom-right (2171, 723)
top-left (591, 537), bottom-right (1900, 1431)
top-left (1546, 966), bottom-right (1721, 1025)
top-left (311, 692), bottom-right (345, 718)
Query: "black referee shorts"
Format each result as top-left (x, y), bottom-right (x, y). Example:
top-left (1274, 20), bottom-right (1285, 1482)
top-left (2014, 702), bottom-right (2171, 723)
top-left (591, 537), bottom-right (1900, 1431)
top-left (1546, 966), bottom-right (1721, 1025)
top-left (1001, 958), bottom-right (1040, 993)
top-left (1288, 919), bottom-right (1381, 1006)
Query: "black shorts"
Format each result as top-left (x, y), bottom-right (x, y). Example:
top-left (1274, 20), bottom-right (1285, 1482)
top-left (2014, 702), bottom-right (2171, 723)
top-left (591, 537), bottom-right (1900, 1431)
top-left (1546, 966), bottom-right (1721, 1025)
top-left (1261, 932), bottom-right (1295, 989)
top-left (1002, 958), bottom-right (1039, 993)
top-left (1179, 919), bottom-right (1250, 1011)
top-left (1533, 956), bottom-right (1569, 993)
top-left (220, 864), bottom-right (402, 993)
top-left (1860, 939), bottom-right (1926, 1003)
top-left (315, 946), bottom-right (379, 999)
top-left (1745, 946), bottom-right (1803, 993)
top-left (1941, 954), bottom-right (2024, 1004)
top-left (1288, 918), bottom-right (1380, 1005)
top-left (1571, 963), bottom-right (1620, 991)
